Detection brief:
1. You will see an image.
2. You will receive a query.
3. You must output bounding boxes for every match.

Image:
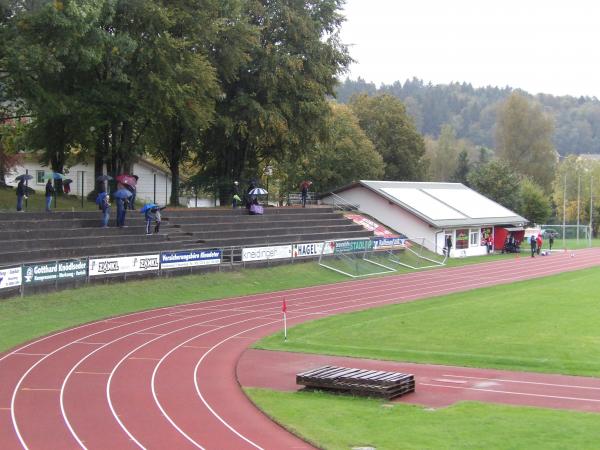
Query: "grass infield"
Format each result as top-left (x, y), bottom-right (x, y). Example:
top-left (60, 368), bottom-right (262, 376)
top-left (256, 266), bottom-right (600, 377)
top-left (246, 388), bottom-right (600, 450)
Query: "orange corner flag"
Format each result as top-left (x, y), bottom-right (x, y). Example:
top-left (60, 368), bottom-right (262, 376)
top-left (282, 298), bottom-right (287, 313)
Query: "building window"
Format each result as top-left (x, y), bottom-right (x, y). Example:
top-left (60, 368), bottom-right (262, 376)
top-left (470, 229), bottom-right (479, 247)
top-left (36, 170), bottom-right (45, 185)
top-left (455, 229), bottom-right (469, 250)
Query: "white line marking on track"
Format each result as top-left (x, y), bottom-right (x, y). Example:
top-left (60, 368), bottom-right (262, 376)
top-left (74, 372), bottom-right (111, 375)
top-left (442, 374), bottom-right (600, 391)
top-left (421, 383), bottom-right (600, 403)
top-left (432, 379), bottom-right (468, 384)
top-left (21, 388), bottom-right (60, 392)
top-left (12, 353), bottom-right (48, 356)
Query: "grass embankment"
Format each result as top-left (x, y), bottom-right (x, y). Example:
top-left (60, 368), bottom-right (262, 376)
top-left (256, 267), bottom-right (600, 377)
top-left (247, 389), bottom-right (600, 450)
top-left (0, 185), bottom-right (98, 212)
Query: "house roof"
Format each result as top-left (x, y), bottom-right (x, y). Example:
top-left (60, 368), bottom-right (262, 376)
top-left (331, 180), bottom-right (527, 228)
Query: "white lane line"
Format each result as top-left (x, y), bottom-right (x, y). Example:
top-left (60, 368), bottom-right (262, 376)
top-left (432, 379), bottom-right (468, 384)
top-left (21, 388), bottom-right (60, 392)
top-left (442, 374), bottom-right (600, 391)
top-left (74, 372), bottom-right (111, 375)
top-left (60, 312), bottom-right (233, 449)
top-left (421, 383), bottom-right (600, 403)
top-left (12, 353), bottom-right (48, 356)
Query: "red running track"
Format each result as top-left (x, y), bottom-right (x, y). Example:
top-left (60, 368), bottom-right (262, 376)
top-left (0, 249), bottom-right (599, 449)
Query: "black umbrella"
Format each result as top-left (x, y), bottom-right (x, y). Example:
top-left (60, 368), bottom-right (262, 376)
top-left (15, 174), bottom-right (33, 181)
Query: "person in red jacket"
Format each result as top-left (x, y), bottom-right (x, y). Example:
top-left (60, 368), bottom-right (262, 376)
top-left (536, 233), bottom-right (543, 255)
top-left (487, 234), bottom-right (494, 254)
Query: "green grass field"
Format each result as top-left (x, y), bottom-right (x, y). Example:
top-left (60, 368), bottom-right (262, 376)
top-left (256, 267), bottom-right (600, 377)
top-left (246, 389), bottom-right (600, 450)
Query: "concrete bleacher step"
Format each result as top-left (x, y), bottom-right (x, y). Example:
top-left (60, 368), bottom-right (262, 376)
top-left (0, 207), bottom-right (373, 265)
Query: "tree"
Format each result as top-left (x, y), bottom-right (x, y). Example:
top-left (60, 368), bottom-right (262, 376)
top-left (496, 92), bottom-right (556, 191)
top-left (467, 159), bottom-right (521, 210)
top-left (518, 178), bottom-right (551, 224)
top-left (197, 0), bottom-right (351, 203)
top-left (350, 93), bottom-right (426, 181)
top-left (427, 124), bottom-right (460, 181)
top-left (451, 149), bottom-right (470, 184)
top-left (289, 102), bottom-right (384, 193)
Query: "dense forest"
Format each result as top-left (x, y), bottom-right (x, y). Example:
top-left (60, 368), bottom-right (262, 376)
top-left (336, 77), bottom-right (600, 156)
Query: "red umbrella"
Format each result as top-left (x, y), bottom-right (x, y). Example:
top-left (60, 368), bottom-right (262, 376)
top-left (300, 180), bottom-right (312, 189)
top-left (116, 174), bottom-right (137, 187)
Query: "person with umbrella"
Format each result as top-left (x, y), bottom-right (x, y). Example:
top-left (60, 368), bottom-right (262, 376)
top-left (232, 181), bottom-right (240, 208)
top-left (15, 176), bottom-right (29, 212)
top-left (141, 203), bottom-right (165, 235)
top-left (45, 178), bottom-right (55, 212)
top-left (96, 190), bottom-right (111, 227)
top-left (300, 180), bottom-right (312, 208)
top-left (114, 185), bottom-right (132, 227)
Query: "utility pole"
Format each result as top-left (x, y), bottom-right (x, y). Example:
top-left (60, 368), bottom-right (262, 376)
top-left (577, 174), bottom-right (580, 242)
top-left (591, 176), bottom-right (594, 247)
top-left (562, 173), bottom-right (567, 244)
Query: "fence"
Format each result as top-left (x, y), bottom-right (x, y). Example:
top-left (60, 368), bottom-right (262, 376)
top-left (0, 236), bottom-right (399, 298)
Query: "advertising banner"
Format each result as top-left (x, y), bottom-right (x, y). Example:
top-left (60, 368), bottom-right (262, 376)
top-left (22, 259), bottom-right (88, 285)
top-left (329, 239), bottom-right (373, 254)
top-left (89, 254), bottom-right (160, 277)
top-left (161, 249), bottom-right (221, 269)
top-left (345, 214), bottom-right (399, 237)
top-left (242, 245), bottom-right (292, 262)
top-left (372, 237), bottom-right (406, 250)
top-left (293, 242), bottom-right (325, 258)
top-left (0, 266), bottom-right (22, 289)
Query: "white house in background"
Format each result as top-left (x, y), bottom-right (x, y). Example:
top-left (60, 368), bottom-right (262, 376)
top-left (321, 180), bottom-right (527, 257)
top-left (7, 155), bottom-right (173, 206)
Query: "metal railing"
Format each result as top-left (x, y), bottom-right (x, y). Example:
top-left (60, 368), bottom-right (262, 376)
top-left (322, 192), bottom-right (359, 211)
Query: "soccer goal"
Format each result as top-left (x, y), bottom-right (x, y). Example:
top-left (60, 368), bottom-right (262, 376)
top-left (383, 236), bottom-right (447, 270)
top-left (318, 238), bottom-right (397, 278)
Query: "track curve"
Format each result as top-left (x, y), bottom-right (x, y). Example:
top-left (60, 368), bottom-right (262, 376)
top-left (1, 249), bottom-right (599, 449)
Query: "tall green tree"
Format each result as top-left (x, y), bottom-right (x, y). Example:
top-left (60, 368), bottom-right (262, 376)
top-left (451, 149), bottom-right (470, 184)
top-left (496, 92), bottom-right (556, 191)
top-left (350, 93), bottom-right (426, 181)
top-left (467, 159), bottom-right (521, 210)
top-left (197, 0), bottom-right (351, 202)
top-left (288, 102), bottom-right (384, 193)
top-left (518, 178), bottom-right (551, 224)
top-left (427, 124), bottom-right (460, 181)
top-left (3, 0), bottom-right (108, 192)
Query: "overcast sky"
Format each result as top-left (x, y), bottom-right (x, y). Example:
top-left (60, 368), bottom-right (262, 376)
top-left (339, 0), bottom-right (600, 98)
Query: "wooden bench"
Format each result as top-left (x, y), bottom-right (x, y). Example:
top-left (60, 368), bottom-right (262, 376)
top-left (296, 365), bottom-right (415, 400)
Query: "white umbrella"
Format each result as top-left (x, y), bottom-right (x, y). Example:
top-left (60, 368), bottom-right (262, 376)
top-left (249, 187), bottom-right (268, 195)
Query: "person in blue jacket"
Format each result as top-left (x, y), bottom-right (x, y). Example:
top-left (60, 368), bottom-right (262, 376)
top-left (45, 179), bottom-right (55, 212)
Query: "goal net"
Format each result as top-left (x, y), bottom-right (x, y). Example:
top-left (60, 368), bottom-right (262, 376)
top-left (318, 238), bottom-right (397, 278)
top-left (382, 237), bottom-right (447, 270)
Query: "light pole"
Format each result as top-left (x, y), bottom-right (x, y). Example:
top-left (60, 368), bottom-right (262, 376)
top-left (264, 165), bottom-right (273, 205)
top-left (562, 173), bottom-right (566, 245)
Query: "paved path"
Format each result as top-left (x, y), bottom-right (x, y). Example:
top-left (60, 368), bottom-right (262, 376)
top-left (0, 249), bottom-right (598, 449)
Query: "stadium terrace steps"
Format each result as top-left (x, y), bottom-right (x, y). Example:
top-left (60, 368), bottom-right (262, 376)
top-left (1, 207), bottom-right (374, 266)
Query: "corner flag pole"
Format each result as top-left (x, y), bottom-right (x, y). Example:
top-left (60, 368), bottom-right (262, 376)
top-left (282, 298), bottom-right (287, 340)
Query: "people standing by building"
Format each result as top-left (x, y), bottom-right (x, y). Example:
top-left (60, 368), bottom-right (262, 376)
top-left (549, 233), bottom-right (554, 251)
top-left (45, 179), bottom-right (55, 212)
top-left (16, 179), bottom-right (26, 212)
top-left (487, 234), bottom-right (494, 254)
top-left (445, 234), bottom-right (453, 256)
top-left (536, 234), bottom-right (543, 255)
top-left (530, 234), bottom-right (537, 257)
